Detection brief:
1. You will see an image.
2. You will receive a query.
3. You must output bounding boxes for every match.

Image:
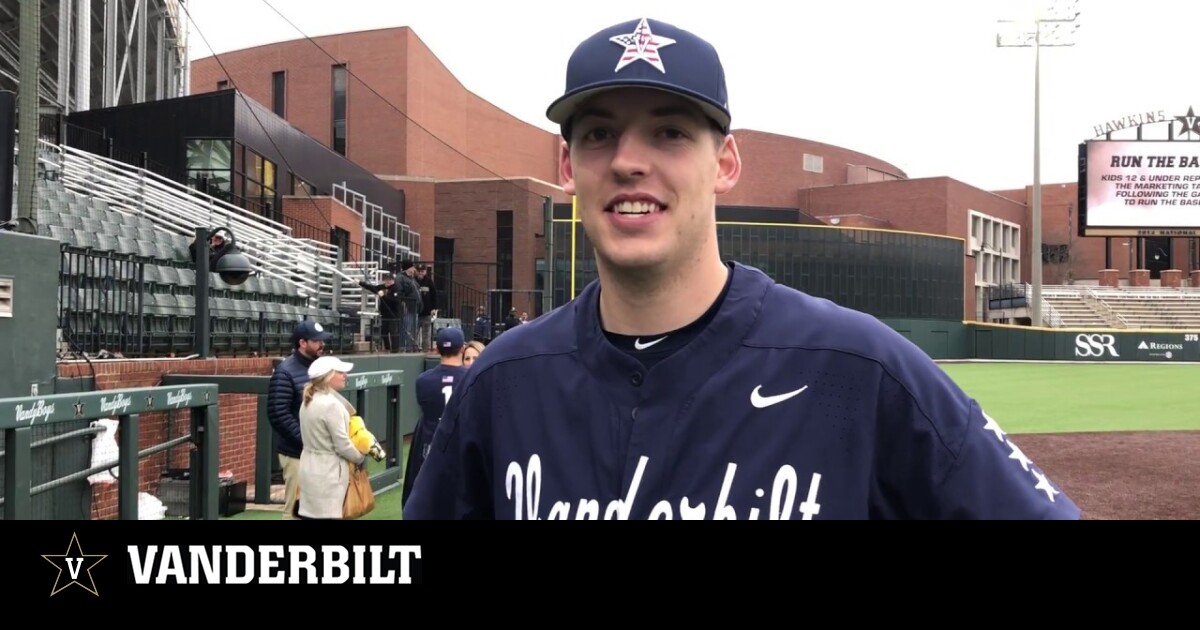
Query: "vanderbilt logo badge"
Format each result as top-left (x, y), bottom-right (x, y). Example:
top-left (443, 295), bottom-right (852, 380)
top-left (42, 533), bottom-right (107, 596)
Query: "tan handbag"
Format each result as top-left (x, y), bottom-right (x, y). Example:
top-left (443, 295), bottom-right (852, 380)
top-left (343, 461), bottom-right (376, 519)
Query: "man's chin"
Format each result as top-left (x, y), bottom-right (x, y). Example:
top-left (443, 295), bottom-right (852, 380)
top-left (597, 249), bottom-right (669, 274)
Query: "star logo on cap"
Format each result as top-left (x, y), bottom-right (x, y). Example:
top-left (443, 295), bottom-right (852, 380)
top-left (609, 18), bottom-right (676, 73)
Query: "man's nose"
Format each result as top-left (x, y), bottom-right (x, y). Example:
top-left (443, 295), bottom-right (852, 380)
top-left (610, 133), bottom-right (649, 180)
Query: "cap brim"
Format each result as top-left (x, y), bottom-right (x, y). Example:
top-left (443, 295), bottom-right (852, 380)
top-left (546, 80), bottom-right (730, 133)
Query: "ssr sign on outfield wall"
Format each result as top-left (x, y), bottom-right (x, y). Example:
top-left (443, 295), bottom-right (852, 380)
top-left (1072, 333), bottom-right (1200, 362)
top-left (1079, 140), bottom-right (1200, 237)
top-left (971, 327), bottom-right (1200, 362)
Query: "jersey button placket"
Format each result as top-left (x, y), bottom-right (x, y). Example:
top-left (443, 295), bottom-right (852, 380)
top-left (630, 372), bottom-right (643, 386)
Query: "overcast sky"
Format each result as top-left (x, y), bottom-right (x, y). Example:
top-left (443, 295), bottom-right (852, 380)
top-left (181, 0), bottom-right (1196, 192)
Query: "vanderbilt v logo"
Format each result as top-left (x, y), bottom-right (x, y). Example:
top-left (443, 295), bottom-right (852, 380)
top-left (43, 533), bottom-right (107, 596)
top-left (66, 558), bottom-right (84, 580)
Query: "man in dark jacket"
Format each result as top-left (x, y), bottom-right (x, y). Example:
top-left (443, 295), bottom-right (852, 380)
top-left (415, 265), bottom-right (439, 353)
top-left (359, 272), bottom-right (402, 352)
top-left (267, 320), bottom-right (330, 519)
top-left (396, 261), bottom-right (423, 351)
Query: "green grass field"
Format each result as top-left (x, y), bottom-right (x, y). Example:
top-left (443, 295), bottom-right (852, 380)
top-left (937, 362), bottom-right (1200, 434)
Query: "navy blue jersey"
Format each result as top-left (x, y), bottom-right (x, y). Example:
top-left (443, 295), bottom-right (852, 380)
top-left (402, 363), bottom-right (470, 506)
top-left (405, 263), bottom-right (1080, 520)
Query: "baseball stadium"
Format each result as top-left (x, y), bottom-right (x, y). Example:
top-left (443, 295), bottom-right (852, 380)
top-left (1, 1), bottom-right (1197, 521)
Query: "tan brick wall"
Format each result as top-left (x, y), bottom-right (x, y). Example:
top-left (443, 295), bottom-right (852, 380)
top-left (58, 358), bottom-right (273, 520)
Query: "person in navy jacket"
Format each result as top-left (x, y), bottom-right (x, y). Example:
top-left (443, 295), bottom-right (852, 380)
top-left (404, 18), bottom-right (1080, 520)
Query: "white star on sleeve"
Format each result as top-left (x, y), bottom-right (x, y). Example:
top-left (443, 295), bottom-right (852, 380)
top-left (1007, 441), bottom-right (1033, 472)
top-left (1032, 470), bottom-right (1060, 502)
top-left (982, 411), bottom-right (1007, 442)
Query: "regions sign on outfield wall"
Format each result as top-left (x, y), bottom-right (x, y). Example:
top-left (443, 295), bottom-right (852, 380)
top-left (1079, 140), bottom-right (1200, 237)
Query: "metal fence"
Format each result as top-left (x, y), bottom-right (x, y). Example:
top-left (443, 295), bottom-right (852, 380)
top-left (0, 384), bottom-right (221, 520)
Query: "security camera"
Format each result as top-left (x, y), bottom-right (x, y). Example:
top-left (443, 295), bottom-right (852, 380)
top-left (215, 249), bottom-right (253, 285)
top-left (204, 227), bottom-right (254, 285)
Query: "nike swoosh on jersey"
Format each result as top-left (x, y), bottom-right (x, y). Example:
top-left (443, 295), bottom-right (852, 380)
top-left (750, 385), bottom-right (809, 409)
top-left (633, 336), bottom-right (668, 350)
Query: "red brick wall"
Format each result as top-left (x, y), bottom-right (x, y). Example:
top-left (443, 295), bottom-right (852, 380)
top-left (281, 196), bottom-right (364, 261)
top-left (192, 29), bottom-right (409, 176)
top-left (58, 358), bottom-right (274, 520)
top-left (387, 178), bottom-right (438, 260)
top-left (990, 182), bottom-right (1197, 284)
top-left (435, 178), bottom-right (569, 304)
top-left (190, 27), bottom-right (559, 183)
top-left (723, 130), bottom-right (908, 209)
top-left (401, 31), bottom-right (561, 182)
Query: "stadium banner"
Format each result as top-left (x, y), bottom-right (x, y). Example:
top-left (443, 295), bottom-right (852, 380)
top-left (1079, 140), bottom-right (1200, 237)
top-left (969, 326), bottom-right (1200, 362)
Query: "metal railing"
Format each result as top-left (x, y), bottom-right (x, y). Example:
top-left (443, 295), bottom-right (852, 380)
top-left (334, 182), bottom-right (421, 263)
top-left (34, 140), bottom-right (379, 307)
top-left (0, 384), bottom-right (221, 520)
top-left (1081, 287), bottom-right (1130, 328)
top-left (1023, 283), bottom-right (1064, 327)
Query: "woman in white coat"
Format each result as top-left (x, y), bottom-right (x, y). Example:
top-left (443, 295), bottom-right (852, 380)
top-left (296, 356), bottom-right (366, 519)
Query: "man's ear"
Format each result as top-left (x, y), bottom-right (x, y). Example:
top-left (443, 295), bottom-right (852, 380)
top-left (559, 138), bottom-right (576, 196)
top-left (714, 134), bottom-right (742, 195)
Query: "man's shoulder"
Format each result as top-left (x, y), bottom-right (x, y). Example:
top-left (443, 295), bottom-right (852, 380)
top-left (272, 355), bottom-right (298, 376)
top-left (470, 304), bottom-right (577, 371)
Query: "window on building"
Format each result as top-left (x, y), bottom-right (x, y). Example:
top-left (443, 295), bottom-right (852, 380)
top-left (239, 147), bottom-right (277, 219)
top-left (331, 64), bottom-right (347, 155)
top-left (332, 227), bottom-right (350, 263)
top-left (803, 153), bottom-right (824, 173)
top-left (186, 139), bottom-right (233, 200)
top-left (217, 79), bottom-right (229, 90)
top-left (497, 210), bottom-right (514, 315)
top-left (968, 210), bottom-right (1021, 289)
top-left (292, 174), bottom-right (315, 197)
top-left (272, 71), bottom-right (286, 117)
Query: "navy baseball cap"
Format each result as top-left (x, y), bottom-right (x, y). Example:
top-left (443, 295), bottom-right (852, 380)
top-left (437, 327), bottom-right (465, 350)
top-left (547, 18), bottom-right (730, 136)
top-left (292, 320), bottom-right (332, 345)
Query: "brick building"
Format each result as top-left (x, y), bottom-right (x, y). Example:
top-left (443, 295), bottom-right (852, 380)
top-left (189, 26), bottom-right (1194, 323)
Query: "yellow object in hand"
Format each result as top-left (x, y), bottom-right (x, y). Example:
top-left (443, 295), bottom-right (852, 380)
top-left (348, 415), bottom-right (376, 454)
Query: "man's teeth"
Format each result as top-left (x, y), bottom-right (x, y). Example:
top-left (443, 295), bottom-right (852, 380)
top-left (613, 201), bottom-right (660, 215)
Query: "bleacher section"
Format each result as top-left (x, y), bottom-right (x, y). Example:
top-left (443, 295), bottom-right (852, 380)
top-left (26, 140), bottom-right (388, 357)
top-left (1039, 284), bottom-right (1200, 329)
top-left (1087, 286), bottom-right (1200, 329)
top-left (1042, 289), bottom-right (1112, 328)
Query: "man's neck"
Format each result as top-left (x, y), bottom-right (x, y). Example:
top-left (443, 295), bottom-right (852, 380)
top-left (597, 254), bottom-right (729, 336)
top-left (440, 357), bottom-right (464, 367)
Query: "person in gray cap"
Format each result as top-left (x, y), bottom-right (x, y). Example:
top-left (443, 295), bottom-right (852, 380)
top-left (267, 320), bottom-right (331, 519)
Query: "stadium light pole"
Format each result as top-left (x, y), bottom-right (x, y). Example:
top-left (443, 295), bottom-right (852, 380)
top-left (997, 0), bottom-right (1080, 327)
